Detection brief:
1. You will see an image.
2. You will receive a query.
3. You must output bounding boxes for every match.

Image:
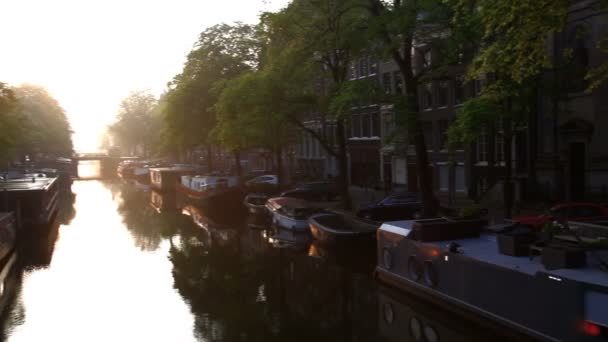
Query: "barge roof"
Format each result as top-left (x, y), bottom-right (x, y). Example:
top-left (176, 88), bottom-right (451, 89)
top-left (0, 177), bottom-right (57, 191)
top-left (381, 220), bottom-right (608, 288)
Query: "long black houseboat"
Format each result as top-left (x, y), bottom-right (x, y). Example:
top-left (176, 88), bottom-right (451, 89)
top-left (0, 177), bottom-right (59, 228)
top-left (376, 218), bottom-right (608, 342)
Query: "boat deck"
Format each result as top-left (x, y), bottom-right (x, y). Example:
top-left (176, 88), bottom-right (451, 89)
top-left (0, 177), bottom-right (57, 191)
top-left (381, 220), bottom-right (608, 288)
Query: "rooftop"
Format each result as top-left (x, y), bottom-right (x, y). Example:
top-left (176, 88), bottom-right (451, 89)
top-left (381, 220), bottom-right (608, 288)
top-left (0, 177), bottom-right (57, 192)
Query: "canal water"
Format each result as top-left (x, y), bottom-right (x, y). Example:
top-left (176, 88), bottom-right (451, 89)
top-left (0, 164), bottom-right (525, 341)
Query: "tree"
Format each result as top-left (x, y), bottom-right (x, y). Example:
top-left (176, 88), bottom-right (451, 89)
top-left (253, 0), bottom-right (370, 209)
top-left (162, 23), bottom-right (260, 167)
top-left (13, 84), bottom-right (73, 158)
top-left (365, 0), bottom-right (466, 217)
top-left (0, 83), bottom-right (22, 161)
top-left (109, 90), bottom-right (158, 157)
top-left (449, 0), bottom-right (570, 217)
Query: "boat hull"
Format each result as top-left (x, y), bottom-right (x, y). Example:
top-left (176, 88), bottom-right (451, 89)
top-left (376, 225), bottom-right (605, 342)
top-left (308, 213), bottom-right (376, 245)
top-left (176, 182), bottom-right (245, 203)
top-left (270, 211), bottom-right (308, 232)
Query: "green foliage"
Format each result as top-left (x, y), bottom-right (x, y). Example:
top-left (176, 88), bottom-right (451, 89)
top-left (161, 23), bottom-right (260, 155)
top-left (447, 95), bottom-right (499, 147)
top-left (455, 0), bottom-right (569, 83)
top-left (13, 84), bottom-right (73, 157)
top-left (329, 79), bottom-right (383, 119)
top-left (0, 83), bottom-right (22, 160)
top-left (109, 90), bottom-right (158, 156)
top-left (459, 204), bottom-right (483, 219)
top-left (586, 34), bottom-right (608, 91)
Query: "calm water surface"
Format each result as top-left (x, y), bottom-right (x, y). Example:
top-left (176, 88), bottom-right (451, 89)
top-left (0, 165), bottom-right (520, 341)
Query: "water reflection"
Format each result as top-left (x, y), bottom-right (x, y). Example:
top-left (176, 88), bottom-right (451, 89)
top-left (3, 181), bottom-right (196, 342)
top-left (0, 178), bottom-right (524, 341)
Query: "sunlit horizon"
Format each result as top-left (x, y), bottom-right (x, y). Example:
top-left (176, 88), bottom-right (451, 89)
top-left (0, 0), bottom-right (289, 152)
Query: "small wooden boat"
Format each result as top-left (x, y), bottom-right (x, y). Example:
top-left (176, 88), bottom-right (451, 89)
top-left (308, 209), bottom-right (380, 245)
top-left (243, 193), bottom-right (270, 215)
top-left (266, 197), bottom-right (321, 232)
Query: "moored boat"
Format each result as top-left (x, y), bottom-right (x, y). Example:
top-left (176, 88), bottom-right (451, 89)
top-left (308, 209), bottom-right (379, 245)
top-left (0, 176), bottom-right (59, 227)
top-left (265, 197), bottom-right (321, 232)
top-left (176, 174), bottom-right (242, 201)
top-left (376, 218), bottom-right (608, 341)
top-left (0, 213), bottom-right (17, 265)
top-left (243, 193), bottom-right (270, 215)
top-left (149, 166), bottom-right (197, 192)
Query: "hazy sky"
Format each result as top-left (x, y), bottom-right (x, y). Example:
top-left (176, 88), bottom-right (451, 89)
top-left (0, 0), bottom-right (289, 152)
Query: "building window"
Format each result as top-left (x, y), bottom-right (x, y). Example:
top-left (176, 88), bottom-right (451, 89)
top-left (477, 129), bottom-right (488, 162)
top-left (393, 71), bottom-right (404, 94)
top-left (438, 119), bottom-right (449, 149)
top-left (495, 118), bottom-right (505, 162)
top-left (423, 49), bottom-right (432, 69)
top-left (478, 177), bottom-right (488, 194)
top-left (361, 113), bottom-right (371, 137)
top-left (349, 62), bottom-right (357, 80)
top-left (369, 57), bottom-right (378, 75)
top-left (422, 82), bottom-right (433, 110)
top-left (454, 76), bottom-right (465, 105)
top-left (372, 112), bottom-right (380, 137)
top-left (438, 81), bottom-right (449, 108)
top-left (359, 57), bottom-right (368, 77)
top-left (352, 114), bottom-right (361, 137)
top-left (474, 78), bottom-right (485, 96)
top-left (382, 72), bottom-right (392, 94)
top-left (383, 112), bottom-right (395, 137)
top-left (423, 121), bottom-right (434, 150)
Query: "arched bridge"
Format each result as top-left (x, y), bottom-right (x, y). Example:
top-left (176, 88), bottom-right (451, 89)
top-left (75, 153), bottom-right (140, 178)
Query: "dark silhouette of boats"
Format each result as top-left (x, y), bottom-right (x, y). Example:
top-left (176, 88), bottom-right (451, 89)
top-left (308, 209), bottom-right (379, 245)
top-left (376, 218), bottom-right (608, 341)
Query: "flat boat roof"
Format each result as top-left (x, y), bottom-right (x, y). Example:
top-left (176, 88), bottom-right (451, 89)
top-left (381, 220), bottom-right (608, 288)
top-left (0, 177), bottom-right (57, 191)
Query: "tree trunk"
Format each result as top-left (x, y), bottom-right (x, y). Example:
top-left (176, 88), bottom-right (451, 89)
top-left (275, 146), bottom-right (283, 187)
top-left (206, 145), bottom-right (213, 172)
top-left (336, 119), bottom-right (352, 210)
top-left (411, 117), bottom-right (438, 217)
top-left (503, 107), bottom-right (514, 219)
top-left (234, 150), bottom-right (242, 177)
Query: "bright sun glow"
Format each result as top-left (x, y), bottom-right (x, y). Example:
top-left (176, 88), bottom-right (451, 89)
top-left (0, 0), bottom-right (288, 152)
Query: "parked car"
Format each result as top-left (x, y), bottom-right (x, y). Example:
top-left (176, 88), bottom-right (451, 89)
top-left (245, 175), bottom-right (278, 186)
top-left (280, 181), bottom-right (338, 202)
top-left (356, 193), bottom-right (421, 221)
top-left (514, 202), bottom-right (608, 230)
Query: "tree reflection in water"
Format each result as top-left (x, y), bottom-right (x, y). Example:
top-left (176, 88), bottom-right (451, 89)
top-left (168, 208), bottom-right (380, 342)
top-left (116, 182), bottom-right (190, 251)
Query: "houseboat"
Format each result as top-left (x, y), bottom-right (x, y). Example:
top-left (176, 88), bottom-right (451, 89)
top-left (149, 166), bottom-right (197, 192)
top-left (149, 189), bottom-right (177, 213)
top-left (176, 174), bottom-right (242, 202)
top-left (308, 209), bottom-right (379, 245)
top-left (0, 176), bottom-right (59, 228)
top-left (265, 197), bottom-right (321, 232)
top-left (0, 213), bottom-right (16, 266)
top-left (376, 218), bottom-right (608, 342)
